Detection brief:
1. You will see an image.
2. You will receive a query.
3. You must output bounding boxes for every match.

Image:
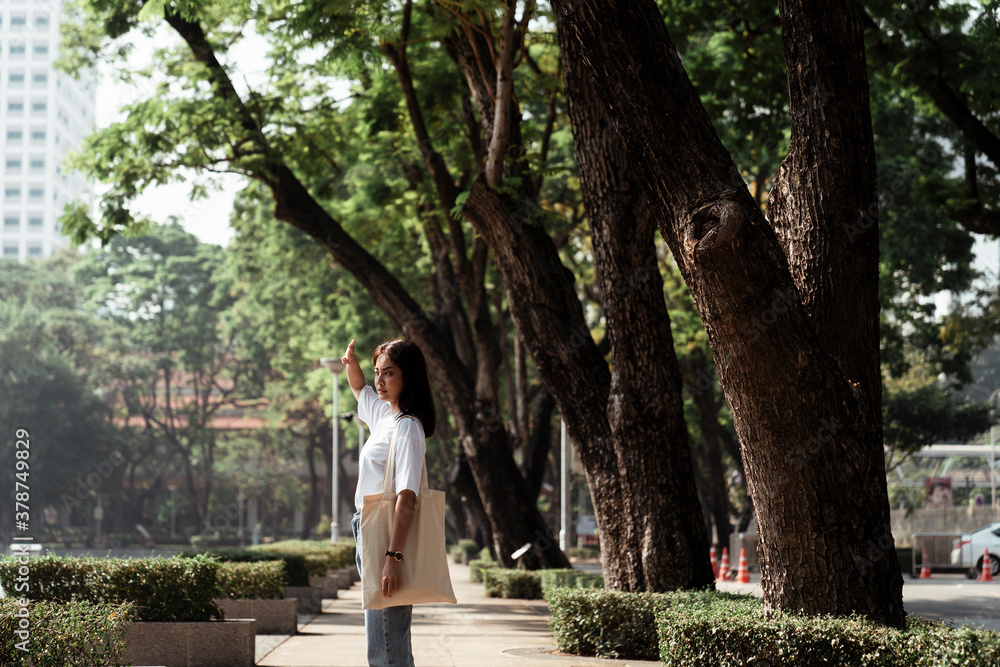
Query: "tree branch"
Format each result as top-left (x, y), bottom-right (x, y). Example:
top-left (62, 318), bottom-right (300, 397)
top-left (485, 1), bottom-right (518, 187)
top-left (859, 6), bottom-right (1000, 169)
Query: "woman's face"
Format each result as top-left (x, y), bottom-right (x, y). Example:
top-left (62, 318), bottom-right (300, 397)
top-left (374, 354), bottom-right (404, 407)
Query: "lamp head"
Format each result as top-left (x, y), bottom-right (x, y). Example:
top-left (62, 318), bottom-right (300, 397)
top-left (320, 357), bottom-right (346, 375)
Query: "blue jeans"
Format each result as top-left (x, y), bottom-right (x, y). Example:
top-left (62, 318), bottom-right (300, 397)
top-left (352, 512), bottom-right (414, 667)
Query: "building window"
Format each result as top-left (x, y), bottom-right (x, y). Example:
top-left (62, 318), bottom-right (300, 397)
top-left (28, 185), bottom-right (43, 202)
top-left (27, 245), bottom-right (42, 258)
top-left (31, 72), bottom-right (48, 87)
top-left (30, 101), bottom-right (46, 114)
top-left (3, 216), bottom-right (19, 230)
top-left (34, 14), bottom-right (50, 29)
top-left (3, 246), bottom-right (19, 259)
top-left (7, 100), bottom-right (24, 115)
top-left (27, 215), bottom-right (42, 229)
top-left (32, 43), bottom-right (49, 58)
top-left (9, 43), bottom-right (26, 59)
top-left (6, 129), bottom-right (23, 144)
top-left (29, 157), bottom-right (44, 172)
top-left (6, 158), bottom-right (23, 172)
top-left (9, 72), bottom-right (25, 87)
top-left (5, 185), bottom-right (21, 201)
top-left (10, 14), bottom-right (27, 28)
top-left (30, 129), bottom-right (45, 143)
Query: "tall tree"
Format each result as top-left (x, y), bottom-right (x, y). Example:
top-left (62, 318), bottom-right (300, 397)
top-left (554, 0), bottom-right (904, 623)
top-left (73, 222), bottom-right (252, 529)
top-left (61, 0), bottom-right (718, 585)
top-left (0, 279), bottom-right (118, 542)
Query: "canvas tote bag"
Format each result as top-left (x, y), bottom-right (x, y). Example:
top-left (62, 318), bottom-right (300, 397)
top-left (360, 416), bottom-right (456, 609)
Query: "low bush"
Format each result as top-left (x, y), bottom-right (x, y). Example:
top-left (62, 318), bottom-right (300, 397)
top-left (567, 546), bottom-right (600, 560)
top-left (0, 555), bottom-right (222, 622)
top-left (0, 598), bottom-right (133, 666)
top-left (548, 587), bottom-right (667, 660)
top-left (657, 599), bottom-right (1000, 666)
top-left (178, 548), bottom-right (310, 587)
top-left (539, 568), bottom-right (577, 596)
top-left (249, 540), bottom-right (356, 575)
top-left (449, 539), bottom-right (480, 563)
top-left (481, 568), bottom-right (543, 599)
top-left (469, 557), bottom-right (495, 583)
top-left (216, 561), bottom-right (285, 599)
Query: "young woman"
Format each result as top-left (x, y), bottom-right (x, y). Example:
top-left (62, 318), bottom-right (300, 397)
top-left (342, 337), bottom-right (436, 667)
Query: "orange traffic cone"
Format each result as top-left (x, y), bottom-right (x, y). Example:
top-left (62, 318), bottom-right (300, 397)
top-left (736, 547), bottom-right (750, 584)
top-left (710, 545), bottom-right (718, 579)
top-left (919, 548), bottom-right (932, 579)
top-left (982, 549), bottom-right (994, 582)
top-left (717, 547), bottom-right (730, 581)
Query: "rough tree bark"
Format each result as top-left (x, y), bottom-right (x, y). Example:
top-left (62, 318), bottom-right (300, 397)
top-left (555, 0), bottom-right (904, 623)
top-left (556, 15), bottom-right (713, 589)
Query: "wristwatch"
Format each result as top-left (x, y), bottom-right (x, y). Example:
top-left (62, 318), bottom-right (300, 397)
top-left (385, 550), bottom-right (404, 562)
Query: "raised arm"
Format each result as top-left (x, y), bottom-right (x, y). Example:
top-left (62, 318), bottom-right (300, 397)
top-left (341, 339), bottom-right (366, 400)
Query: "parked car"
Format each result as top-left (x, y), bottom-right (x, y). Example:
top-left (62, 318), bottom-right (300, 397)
top-left (950, 522), bottom-right (1000, 578)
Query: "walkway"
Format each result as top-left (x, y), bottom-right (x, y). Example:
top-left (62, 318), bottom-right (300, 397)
top-left (256, 561), bottom-right (659, 667)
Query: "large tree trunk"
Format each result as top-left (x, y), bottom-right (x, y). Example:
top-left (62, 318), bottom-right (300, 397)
top-left (556, 18), bottom-right (713, 589)
top-left (554, 0), bottom-right (904, 624)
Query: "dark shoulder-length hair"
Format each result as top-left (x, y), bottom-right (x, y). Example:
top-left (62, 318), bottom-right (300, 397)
top-left (372, 338), bottom-right (436, 438)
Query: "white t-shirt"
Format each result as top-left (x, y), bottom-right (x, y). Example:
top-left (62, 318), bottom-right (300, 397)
top-left (354, 384), bottom-right (427, 511)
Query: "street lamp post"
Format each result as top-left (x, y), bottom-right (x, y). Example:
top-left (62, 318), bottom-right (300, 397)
top-left (320, 357), bottom-right (346, 543)
top-left (167, 484), bottom-right (177, 539)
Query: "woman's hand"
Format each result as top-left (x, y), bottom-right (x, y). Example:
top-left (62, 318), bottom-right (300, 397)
top-left (342, 339), bottom-right (366, 398)
top-left (381, 557), bottom-right (403, 597)
top-left (342, 339), bottom-right (358, 368)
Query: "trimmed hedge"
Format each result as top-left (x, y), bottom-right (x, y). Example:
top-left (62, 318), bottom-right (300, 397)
top-left (568, 546), bottom-right (600, 560)
top-left (481, 568), bottom-right (543, 599)
top-left (216, 561), bottom-right (285, 599)
top-left (248, 540), bottom-right (355, 575)
top-left (0, 555), bottom-right (221, 622)
top-left (539, 568), bottom-right (604, 597)
top-left (547, 584), bottom-right (1000, 664)
top-left (657, 598), bottom-right (1000, 666)
top-left (0, 598), bottom-right (133, 666)
top-left (469, 558), bottom-right (495, 583)
top-left (179, 548), bottom-right (310, 587)
top-left (450, 539), bottom-right (481, 563)
top-left (548, 587), bottom-right (673, 660)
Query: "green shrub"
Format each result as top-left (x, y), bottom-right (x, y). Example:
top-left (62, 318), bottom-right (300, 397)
top-left (539, 568), bottom-right (578, 596)
top-left (568, 546), bottom-right (600, 560)
top-left (469, 558), bottom-right (494, 583)
top-left (0, 555), bottom-right (222, 622)
top-left (0, 598), bottom-right (133, 667)
top-left (548, 587), bottom-right (667, 660)
top-left (575, 573), bottom-right (604, 589)
top-left (656, 597), bottom-right (1000, 666)
top-left (249, 540), bottom-right (355, 575)
top-left (481, 568), bottom-right (543, 599)
top-left (216, 561), bottom-right (284, 599)
top-left (179, 548), bottom-right (310, 587)
top-left (450, 539), bottom-right (481, 563)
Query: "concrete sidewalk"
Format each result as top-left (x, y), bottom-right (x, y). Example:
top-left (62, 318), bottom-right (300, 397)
top-left (257, 561), bottom-right (659, 667)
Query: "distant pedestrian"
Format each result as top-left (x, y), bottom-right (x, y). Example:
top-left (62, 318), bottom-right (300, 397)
top-left (342, 337), bottom-right (436, 667)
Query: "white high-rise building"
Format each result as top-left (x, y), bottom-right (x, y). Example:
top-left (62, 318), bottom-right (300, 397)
top-left (1, 0), bottom-right (94, 262)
